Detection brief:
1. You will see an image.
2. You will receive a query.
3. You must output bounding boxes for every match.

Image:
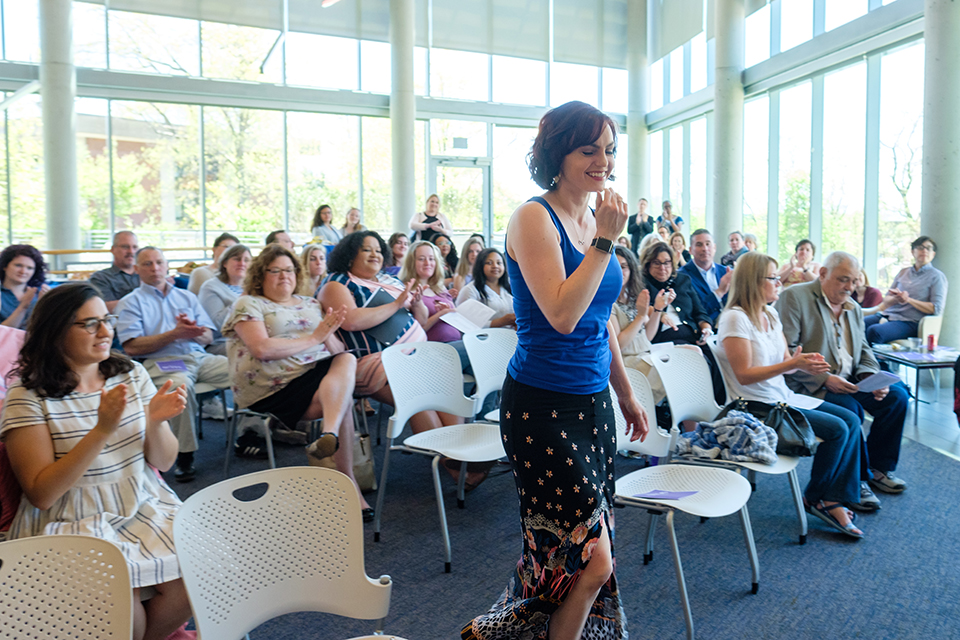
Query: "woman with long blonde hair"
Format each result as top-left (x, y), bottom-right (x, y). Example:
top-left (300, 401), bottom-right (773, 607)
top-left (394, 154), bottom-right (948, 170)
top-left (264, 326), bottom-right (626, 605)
top-left (716, 252), bottom-right (868, 538)
top-left (452, 237), bottom-right (483, 293)
top-left (298, 244), bottom-right (327, 297)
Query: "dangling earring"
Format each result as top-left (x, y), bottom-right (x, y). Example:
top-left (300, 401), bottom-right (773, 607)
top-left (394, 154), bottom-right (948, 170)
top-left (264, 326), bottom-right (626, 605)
top-left (549, 175), bottom-right (559, 188)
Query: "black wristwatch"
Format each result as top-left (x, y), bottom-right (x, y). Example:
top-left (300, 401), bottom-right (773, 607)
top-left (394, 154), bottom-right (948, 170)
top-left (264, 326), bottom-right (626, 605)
top-left (590, 237), bottom-right (615, 254)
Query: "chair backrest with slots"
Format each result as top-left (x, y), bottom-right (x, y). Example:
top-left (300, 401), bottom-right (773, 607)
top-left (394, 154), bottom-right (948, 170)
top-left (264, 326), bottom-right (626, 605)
top-left (174, 466), bottom-right (391, 639)
top-left (610, 369), bottom-right (674, 458)
top-left (463, 329), bottom-right (517, 401)
top-left (0, 534), bottom-right (133, 639)
top-left (650, 347), bottom-right (724, 428)
top-left (381, 342), bottom-right (477, 439)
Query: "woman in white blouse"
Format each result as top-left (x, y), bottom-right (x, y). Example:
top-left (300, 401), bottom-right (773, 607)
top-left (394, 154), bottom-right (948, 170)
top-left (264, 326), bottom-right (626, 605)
top-left (716, 251), bottom-right (867, 539)
top-left (198, 243), bottom-right (251, 355)
top-left (456, 247), bottom-right (515, 329)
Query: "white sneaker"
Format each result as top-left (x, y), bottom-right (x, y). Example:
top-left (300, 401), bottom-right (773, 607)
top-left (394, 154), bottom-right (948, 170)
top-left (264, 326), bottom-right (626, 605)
top-left (201, 397), bottom-right (232, 421)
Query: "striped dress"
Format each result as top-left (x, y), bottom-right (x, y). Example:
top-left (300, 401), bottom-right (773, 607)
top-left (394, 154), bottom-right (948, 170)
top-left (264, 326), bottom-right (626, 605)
top-left (0, 362), bottom-right (181, 588)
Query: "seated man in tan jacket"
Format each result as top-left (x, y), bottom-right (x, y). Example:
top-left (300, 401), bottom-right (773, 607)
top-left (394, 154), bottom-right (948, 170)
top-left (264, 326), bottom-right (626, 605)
top-left (775, 251), bottom-right (910, 512)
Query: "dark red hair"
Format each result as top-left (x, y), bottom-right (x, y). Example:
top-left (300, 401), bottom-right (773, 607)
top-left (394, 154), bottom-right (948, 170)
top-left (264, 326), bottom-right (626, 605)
top-left (527, 101), bottom-right (618, 190)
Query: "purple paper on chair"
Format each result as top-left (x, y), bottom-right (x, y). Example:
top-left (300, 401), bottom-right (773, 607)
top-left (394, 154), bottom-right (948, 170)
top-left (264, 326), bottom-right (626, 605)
top-left (633, 489), bottom-right (699, 500)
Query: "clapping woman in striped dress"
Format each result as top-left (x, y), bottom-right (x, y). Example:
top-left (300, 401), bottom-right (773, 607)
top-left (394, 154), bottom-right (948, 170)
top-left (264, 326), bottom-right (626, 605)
top-left (1, 283), bottom-right (192, 640)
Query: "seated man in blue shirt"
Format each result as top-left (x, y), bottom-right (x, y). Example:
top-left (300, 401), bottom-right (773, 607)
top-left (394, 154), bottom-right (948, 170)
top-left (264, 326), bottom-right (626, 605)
top-left (679, 229), bottom-right (732, 327)
top-left (116, 247), bottom-right (229, 482)
top-left (863, 236), bottom-right (948, 344)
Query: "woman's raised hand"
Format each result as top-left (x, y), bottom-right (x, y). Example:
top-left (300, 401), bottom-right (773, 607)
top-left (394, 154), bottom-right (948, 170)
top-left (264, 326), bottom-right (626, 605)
top-left (95, 383), bottom-right (129, 435)
top-left (654, 288), bottom-right (674, 310)
top-left (635, 289), bottom-right (650, 314)
top-left (594, 188), bottom-right (628, 240)
top-left (395, 279), bottom-right (417, 309)
top-left (149, 380), bottom-right (187, 424)
top-left (788, 346), bottom-right (830, 374)
top-left (315, 305), bottom-right (348, 342)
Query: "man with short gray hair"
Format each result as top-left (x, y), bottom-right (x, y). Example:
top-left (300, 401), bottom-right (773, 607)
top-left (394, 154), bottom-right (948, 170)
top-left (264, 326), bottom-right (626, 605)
top-left (776, 251), bottom-right (910, 511)
top-left (116, 247), bottom-right (229, 482)
top-left (89, 231), bottom-right (140, 312)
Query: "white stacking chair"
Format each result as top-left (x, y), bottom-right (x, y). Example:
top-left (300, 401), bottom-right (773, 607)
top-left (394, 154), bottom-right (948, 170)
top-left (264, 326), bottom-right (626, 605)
top-left (375, 341), bottom-right (506, 573)
top-left (462, 328), bottom-right (518, 423)
top-left (612, 369), bottom-right (758, 640)
top-left (174, 466), bottom-right (396, 640)
top-left (653, 345), bottom-right (809, 544)
top-left (0, 534), bottom-right (133, 639)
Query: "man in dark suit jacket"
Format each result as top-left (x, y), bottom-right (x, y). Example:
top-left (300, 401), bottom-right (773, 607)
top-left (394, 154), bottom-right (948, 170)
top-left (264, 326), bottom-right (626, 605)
top-left (776, 251), bottom-right (910, 510)
top-left (679, 229), bottom-right (732, 326)
top-left (627, 197), bottom-right (653, 256)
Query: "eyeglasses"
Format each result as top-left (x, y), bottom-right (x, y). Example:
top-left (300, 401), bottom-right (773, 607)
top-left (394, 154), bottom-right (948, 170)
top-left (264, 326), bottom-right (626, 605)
top-left (765, 275), bottom-right (781, 283)
top-left (265, 267), bottom-right (296, 275)
top-left (73, 315), bottom-right (119, 334)
top-left (650, 260), bottom-right (673, 268)
top-left (915, 245), bottom-right (935, 252)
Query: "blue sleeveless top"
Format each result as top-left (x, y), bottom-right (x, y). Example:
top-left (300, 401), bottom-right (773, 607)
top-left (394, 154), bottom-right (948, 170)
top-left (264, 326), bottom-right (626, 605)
top-left (506, 196), bottom-right (622, 394)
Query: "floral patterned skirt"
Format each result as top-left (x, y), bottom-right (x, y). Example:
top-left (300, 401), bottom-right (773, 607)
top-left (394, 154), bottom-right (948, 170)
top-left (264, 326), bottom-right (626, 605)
top-left (462, 374), bottom-right (627, 640)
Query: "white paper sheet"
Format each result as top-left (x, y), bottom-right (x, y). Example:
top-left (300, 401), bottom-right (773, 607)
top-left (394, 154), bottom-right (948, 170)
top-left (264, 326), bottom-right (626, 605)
top-left (440, 299), bottom-right (496, 334)
top-left (855, 371), bottom-right (901, 393)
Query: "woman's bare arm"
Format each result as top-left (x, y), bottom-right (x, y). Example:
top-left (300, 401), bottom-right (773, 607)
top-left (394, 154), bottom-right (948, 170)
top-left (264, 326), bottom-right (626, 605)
top-left (506, 192), bottom-right (626, 335)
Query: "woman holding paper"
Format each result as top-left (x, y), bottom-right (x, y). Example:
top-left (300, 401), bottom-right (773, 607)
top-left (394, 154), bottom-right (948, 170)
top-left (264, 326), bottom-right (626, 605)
top-left (455, 248), bottom-right (516, 329)
top-left (221, 243), bottom-right (372, 514)
top-left (715, 251), bottom-right (867, 539)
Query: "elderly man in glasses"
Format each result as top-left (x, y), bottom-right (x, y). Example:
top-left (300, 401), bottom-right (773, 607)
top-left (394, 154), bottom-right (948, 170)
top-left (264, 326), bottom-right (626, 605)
top-left (775, 251), bottom-right (911, 510)
top-left (115, 247), bottom-right (229, 483)
top-left (860, 236), bottom-right (948, 345)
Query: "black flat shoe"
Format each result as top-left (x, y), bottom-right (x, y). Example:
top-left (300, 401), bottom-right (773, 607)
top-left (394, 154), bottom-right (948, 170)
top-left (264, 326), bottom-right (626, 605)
top-left (362, 507), bottom-right (375, 523)
top-left (174, 463), bottom-right (196, 483)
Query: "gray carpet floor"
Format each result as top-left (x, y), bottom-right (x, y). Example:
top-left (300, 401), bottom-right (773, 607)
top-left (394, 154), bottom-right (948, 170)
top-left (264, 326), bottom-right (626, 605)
top-left (168, 409), bottom-right (960, 640)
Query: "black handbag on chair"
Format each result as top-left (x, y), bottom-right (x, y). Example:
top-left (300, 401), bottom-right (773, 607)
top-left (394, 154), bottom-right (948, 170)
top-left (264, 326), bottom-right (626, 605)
top-left (716, 398), bottom-right (819, 457)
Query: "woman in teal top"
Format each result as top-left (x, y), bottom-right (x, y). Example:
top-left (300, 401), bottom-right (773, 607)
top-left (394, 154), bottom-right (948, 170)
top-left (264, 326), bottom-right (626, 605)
top-left (462, 102), bottom-right (649, 640)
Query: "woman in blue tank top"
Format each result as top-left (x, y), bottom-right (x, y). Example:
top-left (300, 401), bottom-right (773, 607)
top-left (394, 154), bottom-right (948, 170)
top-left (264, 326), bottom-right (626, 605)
top-left (463, 102), bottom-right (649, 640)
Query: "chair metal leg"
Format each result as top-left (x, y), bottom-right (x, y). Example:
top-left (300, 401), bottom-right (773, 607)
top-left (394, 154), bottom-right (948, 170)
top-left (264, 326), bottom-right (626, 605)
top-left (665, 510), bottom-right (694, 640)
top-left (223, 412), bottom-right (237, 477)
top-left (431, 455), bottom-right (453, 573)
top-left (644, 511), bottom-right (659, 564)
top-left (263, 420), bottom-right (276, 469)
top-left (355, 403), bottom-right (368, 436)
top-left (747, 468), bottom-right (757, 491)
top-left (457, 460), bottom-right (467, 509)
top-left (373, 440), bottom-right (394, 542)
top-left (738, 504), bottom-right (760, 594)
top-left (787, 468), bottom-right (807, 545)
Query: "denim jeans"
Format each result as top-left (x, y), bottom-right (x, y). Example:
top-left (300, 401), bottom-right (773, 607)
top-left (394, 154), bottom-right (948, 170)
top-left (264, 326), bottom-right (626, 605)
top-left (796, 401), bottom-right (864, 505)
top-left (822, 381), bottom-right (909, 474)
top-left (864, 314), bottom-right (918, 345)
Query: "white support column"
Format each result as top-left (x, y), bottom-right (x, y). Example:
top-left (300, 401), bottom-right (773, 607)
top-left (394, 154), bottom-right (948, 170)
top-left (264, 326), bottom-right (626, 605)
top-left (627, 0), bottom-right (648, 210)
top-left (712, 0), bottom-right (745, 242)
top-left (39, 0), bottom-right (80, 259)
top-left (808, 75), bottom-right (824, 250)
top-left (863, 53), bottom-right (881, 282)
top-left (390, 0), bottom-right (416, 233)
top-left (766, 90), bottom-right (781, 258)
top-left (920, 0), bottom-right (960, 347)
